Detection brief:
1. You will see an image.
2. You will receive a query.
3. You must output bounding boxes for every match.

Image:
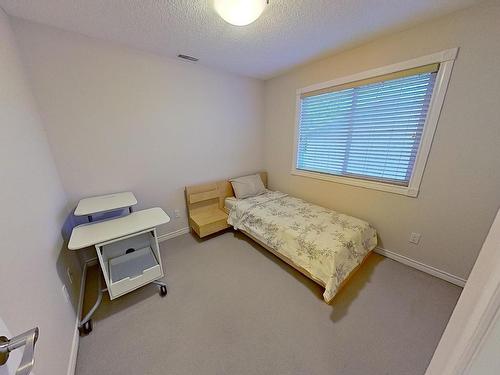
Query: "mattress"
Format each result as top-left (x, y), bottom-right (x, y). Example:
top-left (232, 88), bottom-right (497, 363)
top-left (227, 191), bottom-right (377, 303)
top-left (224, 196), bottom-right (238, 211)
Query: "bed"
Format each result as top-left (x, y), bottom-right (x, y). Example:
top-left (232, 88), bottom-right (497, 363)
top-left (185, 172), bottom-right (377, 303)
top-left (225, 189), bottom-right (377, 303)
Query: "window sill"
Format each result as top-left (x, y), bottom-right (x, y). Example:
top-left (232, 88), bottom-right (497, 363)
top-left (290, 169), bottom-right (418, 197)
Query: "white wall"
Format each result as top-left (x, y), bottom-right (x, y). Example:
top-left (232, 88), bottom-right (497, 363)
top-left (263, 0), bottom-right (500, 280)
top-left (0, 9), bottom-right (80, 375)
top-left (426, 209), bottom-right (500, 375)
top-left (466, 313), bottom-right (500, 374)
top-left (11, 18), bottom-right (265, 243)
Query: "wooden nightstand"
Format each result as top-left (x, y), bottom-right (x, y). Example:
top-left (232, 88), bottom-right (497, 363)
top-left (185, 181), bottom-right (231, 238)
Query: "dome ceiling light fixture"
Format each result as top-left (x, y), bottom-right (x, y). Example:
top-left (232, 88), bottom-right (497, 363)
top-left (214, 0), bottom-right (269, 26)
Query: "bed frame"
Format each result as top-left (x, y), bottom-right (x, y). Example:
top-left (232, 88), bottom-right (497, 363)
top-left (241, 229), bottom-right (373, 303)
top-left (185, 171), bottom-right (372, 303)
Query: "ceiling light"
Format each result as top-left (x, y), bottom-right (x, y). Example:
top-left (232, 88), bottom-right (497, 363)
top-left (214, 0), bottom-right (268, 26)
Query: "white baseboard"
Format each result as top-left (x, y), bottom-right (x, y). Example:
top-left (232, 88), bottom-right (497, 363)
top-left (375, 247), bottom-right (467, 287)
top-left (67, 319), bottom-right (79, 375)
top-left (157, 227), bottom-right (190, 242)
top-left (155, 229), bottom-right (468, 287)
top-left (67, 260), bottom-right (90, 375)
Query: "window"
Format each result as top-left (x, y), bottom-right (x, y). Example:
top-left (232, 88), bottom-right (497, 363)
top-left (293, 49), bottom-right (457, 196)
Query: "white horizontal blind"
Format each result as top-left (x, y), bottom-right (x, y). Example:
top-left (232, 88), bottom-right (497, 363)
top-left (297, 68), bottom-right (438, 186)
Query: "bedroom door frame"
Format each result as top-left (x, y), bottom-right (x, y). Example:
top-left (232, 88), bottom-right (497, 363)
top-left (425, 209), bottom-right (500, 375)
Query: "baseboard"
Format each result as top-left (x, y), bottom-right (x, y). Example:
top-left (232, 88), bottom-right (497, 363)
top-left (154, 229), bottom-right (468, 287)
top-left (375, 247), bottom-right (467, 287)
top-left (67, 260), bottom-right (91, 375)
top-left (157, 227), bottom-right (190, 242)
top-left (67, 318), bottom-right (79, 375)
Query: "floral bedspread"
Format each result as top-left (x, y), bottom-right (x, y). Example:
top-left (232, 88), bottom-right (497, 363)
top-left (227, 191), bottom-right (377, 302)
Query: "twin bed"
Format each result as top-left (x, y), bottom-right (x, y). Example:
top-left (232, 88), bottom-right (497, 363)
top-left (186, 173), bottom-right (377, 303)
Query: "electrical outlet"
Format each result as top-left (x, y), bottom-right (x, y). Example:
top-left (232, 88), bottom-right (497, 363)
top-left (409, 232), bottom-right (421, 244)
top-left (62, 285), bottom-right (71, 304)
top-left (174, 209), bottom-right (181, 219)
top-left (66, 267), bottom-right (74, 284)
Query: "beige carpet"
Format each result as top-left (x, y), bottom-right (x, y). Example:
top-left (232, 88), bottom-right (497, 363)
top-left (75, 231), bottom-right (461, 375)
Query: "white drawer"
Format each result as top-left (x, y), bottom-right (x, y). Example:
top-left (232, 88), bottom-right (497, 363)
top-left (96, 229), bottom-right (164, 300)
top-left (109, 264), bottom-right (162, 299)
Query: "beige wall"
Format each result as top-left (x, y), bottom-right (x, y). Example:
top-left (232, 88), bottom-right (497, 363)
top-left (0, 9), bottom-right (80, 375)
top-left (11, 18), bottom-right (265, 242)
top-left (263, 0), bottom-right (500, 279)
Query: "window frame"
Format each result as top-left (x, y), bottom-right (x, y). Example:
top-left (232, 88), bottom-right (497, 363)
top-left (291, 48), bottom-right (458, 197)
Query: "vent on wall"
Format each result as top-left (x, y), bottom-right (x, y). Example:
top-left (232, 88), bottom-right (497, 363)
top-left (178, 54), bottom-right (199, 62)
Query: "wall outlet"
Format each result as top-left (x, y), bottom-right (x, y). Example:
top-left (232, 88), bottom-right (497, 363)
top-left (409, 232), bottom-right (421, 244)
top-left (174, 209), bottom-right (181, 219)
top-left (62, 285), bottom-right (71, 304)
top-left (66, 267), bottom-right (74, 284)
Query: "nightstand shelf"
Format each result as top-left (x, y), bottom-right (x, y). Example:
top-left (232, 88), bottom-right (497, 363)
top-left (185, 182), bottom-right (231, 238)
top-left (189, 207), bottom-right (229, 237)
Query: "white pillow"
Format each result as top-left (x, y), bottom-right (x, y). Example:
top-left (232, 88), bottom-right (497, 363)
top-left (230, 174), bottom-right (266, 199)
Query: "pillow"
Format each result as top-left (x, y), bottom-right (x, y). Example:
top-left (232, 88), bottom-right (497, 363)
top-left (230, 174), bottom-right (266, 199)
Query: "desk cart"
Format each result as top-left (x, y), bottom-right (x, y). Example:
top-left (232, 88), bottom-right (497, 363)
top-left (68, 193), bottom-right (170, 335)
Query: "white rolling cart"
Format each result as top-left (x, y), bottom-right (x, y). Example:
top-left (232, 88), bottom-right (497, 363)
top-left (68, 192), bottom-right (170, 335)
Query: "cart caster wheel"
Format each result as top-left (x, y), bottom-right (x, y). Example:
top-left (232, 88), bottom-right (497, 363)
top-left (79, 320), bottom-right (93, 336)
top-left (159, 285), bottom-right (168, 297)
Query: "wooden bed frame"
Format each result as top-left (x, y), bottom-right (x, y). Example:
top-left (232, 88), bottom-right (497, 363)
top-left (185, 171), bottom-right (372, 303)
top-left (242, 229), bottom-right (373, 303)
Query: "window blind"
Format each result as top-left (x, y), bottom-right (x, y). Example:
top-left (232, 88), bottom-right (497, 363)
top-left (297, 64), bottom-right (439, 186)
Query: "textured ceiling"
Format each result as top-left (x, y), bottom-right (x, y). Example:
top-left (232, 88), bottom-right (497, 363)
top-left (0, 0), bottom-right (481, 79)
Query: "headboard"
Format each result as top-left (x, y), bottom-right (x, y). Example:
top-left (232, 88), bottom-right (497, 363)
top-left (185, 172), bottom-right (267, 213)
